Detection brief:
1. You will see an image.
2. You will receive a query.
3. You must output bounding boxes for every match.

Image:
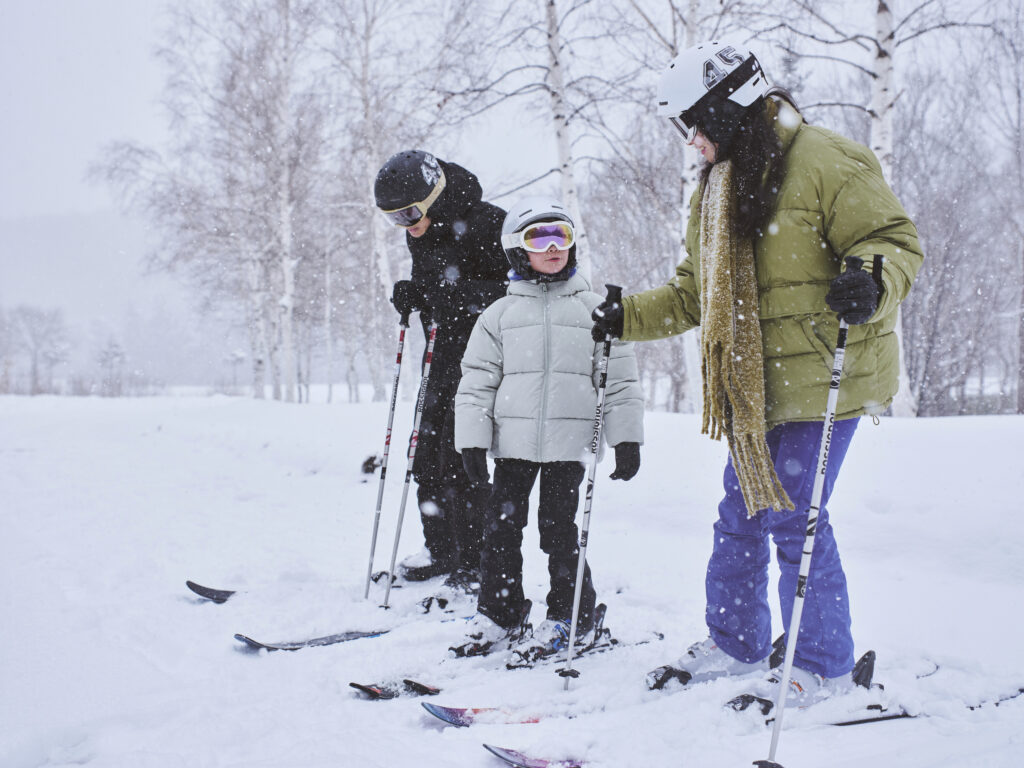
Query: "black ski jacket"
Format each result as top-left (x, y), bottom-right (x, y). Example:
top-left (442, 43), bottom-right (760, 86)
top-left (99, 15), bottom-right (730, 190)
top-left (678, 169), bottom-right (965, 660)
top-left (405, 160), bottom-right (508, 482)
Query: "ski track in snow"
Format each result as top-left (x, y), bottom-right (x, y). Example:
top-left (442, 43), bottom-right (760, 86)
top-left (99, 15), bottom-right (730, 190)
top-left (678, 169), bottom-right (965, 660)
top-left (2, 395), bottom-right (1023, 767)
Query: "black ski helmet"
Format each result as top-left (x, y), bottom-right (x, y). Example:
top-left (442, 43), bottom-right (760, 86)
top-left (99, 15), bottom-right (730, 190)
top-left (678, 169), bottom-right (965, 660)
top-left (656, 40), bottom-right (771, 156)
top-left (374, 150), bottom-right (446, 225)
top-left (500, 196), bottom-right (577, 282)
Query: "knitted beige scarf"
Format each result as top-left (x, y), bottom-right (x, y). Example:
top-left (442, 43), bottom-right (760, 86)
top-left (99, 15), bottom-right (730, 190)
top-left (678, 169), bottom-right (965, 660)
top-left (699, 160), bottom-right (793, 517)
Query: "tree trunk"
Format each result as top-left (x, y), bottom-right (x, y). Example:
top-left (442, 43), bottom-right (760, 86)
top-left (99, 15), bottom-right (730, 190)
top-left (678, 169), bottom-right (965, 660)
top-left (324, 249), bottom-right (334, 404)
top-left (369, 201), bottom-right (393, 402)
top-left (870, 0), bottom-right (916, 416)
top-left (1018, 240), bottom-right (1024, 413)
top-left (870, 0), bottom-right (896, 180)
top-left (246, 257), bottom-right (268, 399)
top-left (29, 351), bottom-right (40, 396)
top-left (275, 0), bottom-right (297, 403)
top-left (545, 0), bottom-right (589, 280)
top-left (278, 248), bottom-right (297, 403)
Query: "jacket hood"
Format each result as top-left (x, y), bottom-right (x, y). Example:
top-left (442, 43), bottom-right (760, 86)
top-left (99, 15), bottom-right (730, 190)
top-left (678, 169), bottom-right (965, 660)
top-left (426, 160), bottom-right (483, 224)
top-left (766, 95), bottom-right (804, 155)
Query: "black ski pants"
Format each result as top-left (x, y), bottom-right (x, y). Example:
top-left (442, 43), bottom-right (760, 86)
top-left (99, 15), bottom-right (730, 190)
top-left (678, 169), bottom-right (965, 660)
top-left (417, 477), bottom-right (486, 572)
top-left (478, 459), bottom-right (595, 631)
top-left (416, 389), bottom-right (486, 572)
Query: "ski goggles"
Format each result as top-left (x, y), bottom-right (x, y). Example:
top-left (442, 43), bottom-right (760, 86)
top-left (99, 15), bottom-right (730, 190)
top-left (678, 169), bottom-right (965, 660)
top-left (501, 220), bottom-right (575, 252)
top-left (379, 172), bottom-right (447, 227)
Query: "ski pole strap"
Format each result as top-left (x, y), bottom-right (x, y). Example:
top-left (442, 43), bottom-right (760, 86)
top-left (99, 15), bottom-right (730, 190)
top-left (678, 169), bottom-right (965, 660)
top-left (871, 254), bottom-right (884, 295)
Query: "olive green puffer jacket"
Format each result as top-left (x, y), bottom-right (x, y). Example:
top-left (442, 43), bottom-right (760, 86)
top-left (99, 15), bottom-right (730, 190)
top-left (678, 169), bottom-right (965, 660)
top-left (621, 98), bottom-right (923, 426)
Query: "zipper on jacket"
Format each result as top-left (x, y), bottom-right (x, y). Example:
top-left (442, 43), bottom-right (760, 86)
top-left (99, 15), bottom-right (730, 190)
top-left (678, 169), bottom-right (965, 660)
top-left (538, 283), bottom-right (551, 461)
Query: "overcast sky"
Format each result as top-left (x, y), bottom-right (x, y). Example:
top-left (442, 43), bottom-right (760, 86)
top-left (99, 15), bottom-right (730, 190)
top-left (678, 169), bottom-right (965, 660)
top-left (0, 2), bottom-right (170, 219)
top-left (0, 0), bottom-right (549, 373)
top-left (0, 1), bottom-right (549, 221)
top-left (0, 2), bottom-right (196, 376)
top-left (0, 1), bottom-right (172, 221)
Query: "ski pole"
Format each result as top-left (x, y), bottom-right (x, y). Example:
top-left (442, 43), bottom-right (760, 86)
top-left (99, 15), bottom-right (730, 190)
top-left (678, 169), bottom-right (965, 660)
top-left (756, 280), bottom-right (856, 767)
top-left (382, 320), bottom-right (438, 608)
top-left (363, 313), bottom-right (410, 599)
top-left (558, 284), bottom-right (622, 690)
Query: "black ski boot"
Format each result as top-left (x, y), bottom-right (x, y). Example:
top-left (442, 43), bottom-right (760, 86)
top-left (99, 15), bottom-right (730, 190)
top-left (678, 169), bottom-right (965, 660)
top-left (398, 548), bottom-right (452, 582)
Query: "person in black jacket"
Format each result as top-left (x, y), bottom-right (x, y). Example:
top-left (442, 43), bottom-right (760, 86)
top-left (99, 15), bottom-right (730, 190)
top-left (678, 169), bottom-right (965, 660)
top-left (374, 150), bottom-right (509, 588)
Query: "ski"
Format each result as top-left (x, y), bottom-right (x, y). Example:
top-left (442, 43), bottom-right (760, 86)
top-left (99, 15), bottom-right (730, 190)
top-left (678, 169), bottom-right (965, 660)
top-left (422, 703), bottom-right (544, 728)
top-left (483, 744), bottom-right (583, 768)
top-left (789, 686), bottom-right (1023, 728)
top-left (729, 650), bottom-right (1024, 727)
top-left (234, 628), bottom-right (389, 652)
top-left (350, 678), bottom-right (441, 700)
top-left (186, 580), bottom-right (236, 603)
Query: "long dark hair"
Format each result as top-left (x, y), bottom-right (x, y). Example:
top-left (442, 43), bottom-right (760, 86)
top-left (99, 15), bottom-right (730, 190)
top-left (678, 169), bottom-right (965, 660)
top-left (700, 89), bottom-right (796, 240)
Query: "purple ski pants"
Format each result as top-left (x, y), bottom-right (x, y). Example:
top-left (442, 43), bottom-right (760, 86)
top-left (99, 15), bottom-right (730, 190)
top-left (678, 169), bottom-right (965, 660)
top-left (706, 418), bottom-right (859, 678)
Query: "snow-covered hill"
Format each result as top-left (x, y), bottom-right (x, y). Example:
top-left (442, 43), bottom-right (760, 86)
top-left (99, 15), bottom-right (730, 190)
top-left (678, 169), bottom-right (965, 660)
top-left (2, 395), bottom-right (1022, 767)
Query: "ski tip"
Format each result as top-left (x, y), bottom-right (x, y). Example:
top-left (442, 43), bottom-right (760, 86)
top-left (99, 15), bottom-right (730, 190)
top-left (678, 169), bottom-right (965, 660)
top-left (421, 702), bottom-right (463, 727)
top-left (403, 678), bottom-right (441, 696)
top-left (483, 743), bottom-right (583, 768)
top-left (349, 682), bottom-right (399, 700)
top-left (233, 633), bottom-right (266, 651)
top-left (185, 580), bottom-right (235, 603)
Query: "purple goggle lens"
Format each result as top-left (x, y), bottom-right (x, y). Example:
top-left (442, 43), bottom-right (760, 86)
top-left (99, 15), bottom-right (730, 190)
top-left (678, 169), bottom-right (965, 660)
top-left (521, 221), bottom-right (574, 252)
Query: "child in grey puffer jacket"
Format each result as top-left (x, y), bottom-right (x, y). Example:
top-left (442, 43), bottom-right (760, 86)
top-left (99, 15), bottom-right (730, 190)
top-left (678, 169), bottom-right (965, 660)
top-left (451, 196), bottom-right (644, 660)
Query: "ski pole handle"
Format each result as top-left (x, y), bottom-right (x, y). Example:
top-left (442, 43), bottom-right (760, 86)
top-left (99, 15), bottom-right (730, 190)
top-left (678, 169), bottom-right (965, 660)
top-left (604, 284), bottom-right (622, 308)
top-left (843, 255), bottom-right (864, 272)
top-left (597, 284), bottom-right (623, 337)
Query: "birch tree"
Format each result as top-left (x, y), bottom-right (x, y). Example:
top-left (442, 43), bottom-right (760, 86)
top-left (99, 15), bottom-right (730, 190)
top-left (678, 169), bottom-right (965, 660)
top-left (981, 0), bottom-right (1024, 412)
top-left (433, 0), bottom-right (649, 280)
top-left (749, 0), bottom-right (993, 416)
top-left (0, 308), bottom-right (13, 394)
top-left (318, 0), bottom-right (471, 400)
top-left (894, 67), bottom-right (1005, 415)
top-left (12, 306), bottom-right (70, 395)
top-left (96, 0), bottom-right (331, 401)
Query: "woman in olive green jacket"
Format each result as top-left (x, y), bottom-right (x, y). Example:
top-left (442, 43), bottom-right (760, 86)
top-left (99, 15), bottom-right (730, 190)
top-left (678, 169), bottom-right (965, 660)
top-left (591, 39), bottom-right (922, 706)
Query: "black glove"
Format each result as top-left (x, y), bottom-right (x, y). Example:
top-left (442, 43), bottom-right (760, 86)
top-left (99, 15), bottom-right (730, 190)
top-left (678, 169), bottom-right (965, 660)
top-left (591, 298), bottom-right (624, 342)
top-left (826, 263), bottom-right (880, 325)
top-left (609, 442), bottom-right (641, 481)
top-left (391, 280), bottom-right (425, 317)
top-left (461, 448), bottom-right (490, 486)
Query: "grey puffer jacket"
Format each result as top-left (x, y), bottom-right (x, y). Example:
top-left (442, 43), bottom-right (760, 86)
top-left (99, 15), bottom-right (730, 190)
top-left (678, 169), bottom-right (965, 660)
top-left (455, 273), bottom-right (644, 462)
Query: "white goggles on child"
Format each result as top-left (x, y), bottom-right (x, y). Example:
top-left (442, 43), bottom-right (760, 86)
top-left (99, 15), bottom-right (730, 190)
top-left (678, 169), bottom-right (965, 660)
top-left (501, 220), bottom-right (575, 252)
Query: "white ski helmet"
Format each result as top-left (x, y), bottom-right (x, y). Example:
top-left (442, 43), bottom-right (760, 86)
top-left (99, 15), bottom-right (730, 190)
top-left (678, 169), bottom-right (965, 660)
top-left (656, 40), bottom-right (770, 151)
top-left (500, 196), bottom-right (576, 281)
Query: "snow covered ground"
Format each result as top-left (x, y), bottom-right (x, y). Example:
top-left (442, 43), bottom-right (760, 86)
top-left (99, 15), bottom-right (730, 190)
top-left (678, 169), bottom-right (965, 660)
top-left (2, 394), bottom-right (1022, 768)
